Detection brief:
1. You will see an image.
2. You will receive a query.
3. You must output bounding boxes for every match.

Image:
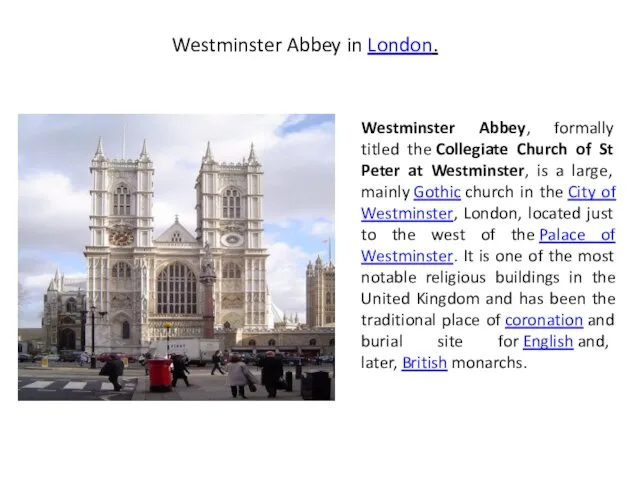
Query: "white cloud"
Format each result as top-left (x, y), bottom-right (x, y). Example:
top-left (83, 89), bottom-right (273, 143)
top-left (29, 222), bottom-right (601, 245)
top-left (265, 241), bottom-right (310, 322)
top-left (19, 172), bottom-right (89, 251)
top-left (309, 220), bottom-right (334, 237)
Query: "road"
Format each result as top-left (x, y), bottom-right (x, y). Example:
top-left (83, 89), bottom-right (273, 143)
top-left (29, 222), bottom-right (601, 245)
top-left (18, 376), bottom-right (138, 401)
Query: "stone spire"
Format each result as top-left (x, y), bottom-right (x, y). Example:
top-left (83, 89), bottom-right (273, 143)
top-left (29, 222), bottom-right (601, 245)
top-left (203, 141), bottom-right (213, 163)
top-left (94, 137), bottom-right (105, 159)
top-left (139, 139), bottom-right (149, 160)
top-left (247, 142), bottom-right (257, 164)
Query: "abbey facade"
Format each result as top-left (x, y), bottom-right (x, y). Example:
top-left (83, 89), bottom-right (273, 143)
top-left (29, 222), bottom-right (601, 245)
top-left (81, 138), bottom-right (269, 354)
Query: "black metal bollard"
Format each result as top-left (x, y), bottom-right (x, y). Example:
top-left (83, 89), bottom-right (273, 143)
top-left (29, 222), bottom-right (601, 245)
top-left (295, 364), bottom-right (302, 379)
top-left (285, 371), bottom-right (293, 391)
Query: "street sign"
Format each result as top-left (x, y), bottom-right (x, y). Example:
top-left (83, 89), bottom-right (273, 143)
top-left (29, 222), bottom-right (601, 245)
top-left (41, 357), bottom-right (49, 368)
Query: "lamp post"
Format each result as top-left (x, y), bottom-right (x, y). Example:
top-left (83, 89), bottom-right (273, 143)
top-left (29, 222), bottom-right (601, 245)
top-left (87, 305), bottom-right (108, 369)
top-left (163, 321), bottom-right (173, 358)
top-left (80, 309), bottom-right (87, 352)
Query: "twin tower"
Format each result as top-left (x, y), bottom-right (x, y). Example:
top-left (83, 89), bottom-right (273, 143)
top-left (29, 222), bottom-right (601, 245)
top-left (84, 138), bottom-right (269, 353)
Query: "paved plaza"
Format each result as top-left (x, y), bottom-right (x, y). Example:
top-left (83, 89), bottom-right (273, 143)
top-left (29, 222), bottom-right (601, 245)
top-left (18, 364), bottom-right (335, 401)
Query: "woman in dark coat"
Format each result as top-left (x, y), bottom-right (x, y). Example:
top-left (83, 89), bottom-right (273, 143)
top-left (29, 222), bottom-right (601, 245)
top-left (261, 351), bottom-right (284, 398)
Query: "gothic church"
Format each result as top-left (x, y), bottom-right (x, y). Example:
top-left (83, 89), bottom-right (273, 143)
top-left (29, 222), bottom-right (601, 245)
top-left (82, 138), bottom-right (270, 354)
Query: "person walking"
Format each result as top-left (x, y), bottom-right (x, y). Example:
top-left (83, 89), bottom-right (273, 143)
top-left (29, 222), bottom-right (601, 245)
top-left (77, 351), bottom-right (89, 367)
top-left (171, 354), bottom-right (191, 387)
top-left (226, 354), bottom-right (257, 399)
top-left (210, 350), bottom-right (224, 375)
top-left (261, 351), bottom-right (284, 398)
top-left (99, 356), bottom-right (125, 391)
top-left (140, 352), bottom-right (151, 375)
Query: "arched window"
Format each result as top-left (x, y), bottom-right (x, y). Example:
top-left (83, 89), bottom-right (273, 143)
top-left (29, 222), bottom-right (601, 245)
top-left (309, 338), bottom-right (317, 346)
top-left (222, 188), bottom-right (241, 219)
top-left (156, 263), bottom-right (197, 314)
top-left (248, 339), bottom-right (256, 346)
top-left (122, 321), bottom-right (130, 339)
top-left (66, 298), bottom-right (77, 312)
top-left (222, 262), bottom-right (241, 279)
top-left (268, 339), bottom-right (276, 346)
top-left (326, 291), bottom-right (332, 304)
top-left (329, 339), bottom-right (335, 346)
top-left (113, 185), bottom-right (131, 216)
top-left (171, 232), bottom-right (182, 243)
top-left (112, 262), bottom-right (131, 278)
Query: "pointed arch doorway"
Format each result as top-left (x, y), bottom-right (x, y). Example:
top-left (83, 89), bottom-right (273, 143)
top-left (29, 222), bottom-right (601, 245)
top-left (58, 328), bottom-right (76, 351)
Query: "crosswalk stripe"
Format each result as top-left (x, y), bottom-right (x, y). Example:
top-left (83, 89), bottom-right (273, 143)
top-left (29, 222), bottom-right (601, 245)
top-left (63, 382), bottom-right (87, 390)
top-left (22, 381), bottom-right (54, 389)
top-left (19, 378), bottom-right (136, 392)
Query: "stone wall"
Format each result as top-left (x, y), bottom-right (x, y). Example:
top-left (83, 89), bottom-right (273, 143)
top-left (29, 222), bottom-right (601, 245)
top-left (214, 328), bottom-right (335, 354)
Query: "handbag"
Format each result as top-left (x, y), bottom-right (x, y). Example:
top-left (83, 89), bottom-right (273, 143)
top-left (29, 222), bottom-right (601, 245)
top-left (242, 365), bottom-right (257, 392)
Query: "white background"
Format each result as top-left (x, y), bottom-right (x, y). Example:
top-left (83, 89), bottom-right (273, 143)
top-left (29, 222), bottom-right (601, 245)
top-left (2, 1), bottom-right (639, 479)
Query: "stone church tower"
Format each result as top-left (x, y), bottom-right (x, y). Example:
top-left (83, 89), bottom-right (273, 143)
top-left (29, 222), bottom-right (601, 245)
top-left (84, 138), bottom-right (155, 354)
top-left (306, 257), bottom-right (335, 328)
top-left (194, 142), bottom-right (269, 329)
top-left (84, 138), bottom-right (269, 355)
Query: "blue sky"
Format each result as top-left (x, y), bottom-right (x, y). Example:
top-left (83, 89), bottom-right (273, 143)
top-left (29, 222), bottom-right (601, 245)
top-left (18, 114), bottom-right (335, 327)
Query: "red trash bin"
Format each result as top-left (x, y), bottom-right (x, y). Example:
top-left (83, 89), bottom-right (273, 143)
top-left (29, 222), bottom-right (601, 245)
top-left (147, 358), bottom-right (173, 392)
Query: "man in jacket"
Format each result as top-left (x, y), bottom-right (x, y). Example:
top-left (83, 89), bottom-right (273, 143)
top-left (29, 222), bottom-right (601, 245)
top-left (261, 351), bottom-right (284, 398)
top-left (171, 355), bottom-right (191, 387)
top-left (211, 350), bottom-right (224, 375)
top-left (100, 356), bottom-right (125, 391)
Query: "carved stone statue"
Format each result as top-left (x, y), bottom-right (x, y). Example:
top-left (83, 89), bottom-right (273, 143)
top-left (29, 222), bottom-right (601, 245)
top-left (202, 241), bottom-right (214, 276)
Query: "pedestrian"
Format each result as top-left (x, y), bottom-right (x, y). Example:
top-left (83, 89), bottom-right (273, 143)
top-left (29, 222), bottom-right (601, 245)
top-left (76, 351), bottom-right (89, 366)
top-left (261, 351), bottom-right (284, 398)
top-left (171, 354), bottom-right (191, 387)
top-left (141, 352), bottom-right (151, 375)
top-left (99, 356), bottom-right (125, 391)
top-left (210, 350), bottom-right (224, 375)
top-left (226, 354), bottom-right (258, 399)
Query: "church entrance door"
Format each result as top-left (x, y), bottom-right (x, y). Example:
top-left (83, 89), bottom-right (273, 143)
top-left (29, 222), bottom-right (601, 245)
top-left (58, 328), bottom-right (76, 351)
